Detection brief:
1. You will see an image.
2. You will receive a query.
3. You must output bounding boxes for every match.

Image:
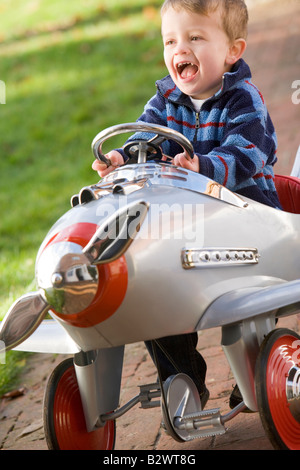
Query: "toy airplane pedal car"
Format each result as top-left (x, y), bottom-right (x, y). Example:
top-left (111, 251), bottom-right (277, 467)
top-left (1, 123), bottom-right (300, 450)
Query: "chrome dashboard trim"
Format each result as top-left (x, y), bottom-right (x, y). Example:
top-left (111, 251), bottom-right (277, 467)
top-left (72, 163), bottom-right (248, 209)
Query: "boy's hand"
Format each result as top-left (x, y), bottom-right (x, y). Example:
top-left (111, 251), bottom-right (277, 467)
top-left (92, 150), bottom-right (124, 177)
top-left (173, 150), bottom-right (200, 173)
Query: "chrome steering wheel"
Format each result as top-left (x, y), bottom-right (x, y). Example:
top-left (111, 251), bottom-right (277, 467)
top-left (91, 122), bottom-right (194, 167)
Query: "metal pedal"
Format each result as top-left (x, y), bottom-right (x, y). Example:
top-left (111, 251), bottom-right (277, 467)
top-left (139, 382), bottom-right (161, 409)
top-left (174, 408), bottom-right (226, 439)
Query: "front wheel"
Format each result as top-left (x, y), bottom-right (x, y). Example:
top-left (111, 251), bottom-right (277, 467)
top-left (255, 328), bottom-right (300, 450)
top-left (43, 357), bottom-right (116, 450)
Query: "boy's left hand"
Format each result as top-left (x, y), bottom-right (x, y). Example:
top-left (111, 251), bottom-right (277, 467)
top-left (172, 150), bottom-right (199, 173)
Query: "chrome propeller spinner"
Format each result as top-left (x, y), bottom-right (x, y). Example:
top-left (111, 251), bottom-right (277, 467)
top-left (36, 242), bottom-right (99, 315)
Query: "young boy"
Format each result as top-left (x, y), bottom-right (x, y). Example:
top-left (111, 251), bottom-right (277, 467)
top-left (92, 0), bottom-right (281, 409)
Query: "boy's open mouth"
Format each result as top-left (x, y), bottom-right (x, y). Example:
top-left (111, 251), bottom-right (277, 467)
top-left (176, 62), bottom-right (198, 79)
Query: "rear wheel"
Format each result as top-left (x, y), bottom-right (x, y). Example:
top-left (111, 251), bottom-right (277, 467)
top-left (44, 358), bottom-right (116, 450)
top-left (255, 328), bottom-right (300, 450)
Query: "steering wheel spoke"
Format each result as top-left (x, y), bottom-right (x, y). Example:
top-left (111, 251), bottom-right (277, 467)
top-left (123, 140), bottom-right (163, 164)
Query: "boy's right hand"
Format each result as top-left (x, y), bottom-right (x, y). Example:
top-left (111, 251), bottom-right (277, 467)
top-left (92, 150), bottom-right (124, 177)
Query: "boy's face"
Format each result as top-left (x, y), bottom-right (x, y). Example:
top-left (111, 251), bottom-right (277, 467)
top-left (161, 7), bottom-right (234, 99)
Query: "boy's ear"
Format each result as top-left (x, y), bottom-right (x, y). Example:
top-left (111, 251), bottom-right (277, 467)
top-left (226, 38), bottom-right (247, 65)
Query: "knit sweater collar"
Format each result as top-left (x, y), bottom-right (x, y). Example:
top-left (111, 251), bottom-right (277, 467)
top-left (156, 59), bottom-right (252, 107)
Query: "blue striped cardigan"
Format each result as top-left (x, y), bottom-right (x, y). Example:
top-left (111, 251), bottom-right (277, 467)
top-left (122, 59), bottom-right (281, 209)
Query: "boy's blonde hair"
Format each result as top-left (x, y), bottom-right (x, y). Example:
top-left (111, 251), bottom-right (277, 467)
top-left (161, 0), bottom-right (248, 42)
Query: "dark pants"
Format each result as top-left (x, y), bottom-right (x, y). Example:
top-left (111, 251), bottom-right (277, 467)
top-left (145, 332), bottom-right (207, 396)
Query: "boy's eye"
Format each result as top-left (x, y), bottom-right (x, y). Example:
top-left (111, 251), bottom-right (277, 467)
top-left (165, 39), bottom-right (175, 46)
top-left (191, 36), bottom-right (202, 41)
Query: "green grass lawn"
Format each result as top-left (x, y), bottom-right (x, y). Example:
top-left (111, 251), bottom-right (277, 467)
top-left (0, 0), bottom-right (165, 393)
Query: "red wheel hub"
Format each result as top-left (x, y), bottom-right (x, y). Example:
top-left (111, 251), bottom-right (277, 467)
top-left (266, 333), bottom-right (300, 450)
top-left (52, 363), bottom-right (115, 450)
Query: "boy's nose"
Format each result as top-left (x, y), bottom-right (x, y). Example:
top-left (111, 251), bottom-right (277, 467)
top-left (174, 40), bottom-right (190, 55)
